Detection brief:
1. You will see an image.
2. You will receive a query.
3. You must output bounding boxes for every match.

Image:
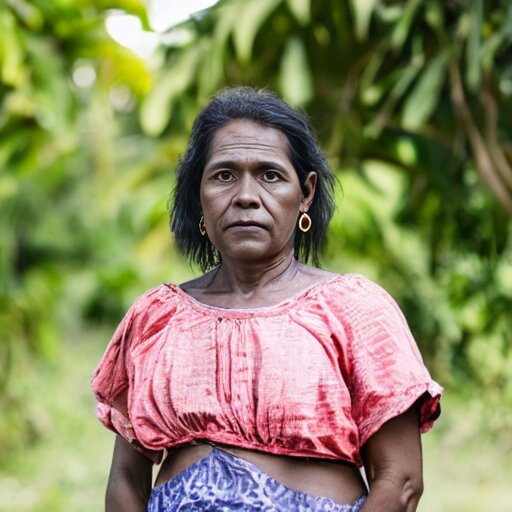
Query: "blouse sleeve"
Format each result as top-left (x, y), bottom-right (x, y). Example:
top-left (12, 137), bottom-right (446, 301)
top-left (342, 275), bottom-right (443, 447)
top-left (91, 289), bottom-right (164, 463)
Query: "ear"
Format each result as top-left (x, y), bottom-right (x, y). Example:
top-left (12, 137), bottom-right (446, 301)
top-left (300, 171), bottom-right (317, 212)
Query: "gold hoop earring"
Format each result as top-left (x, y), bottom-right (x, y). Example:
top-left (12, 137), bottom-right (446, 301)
top-left (298, 212), bottom-right (312, 233)
top-left (199, 216), bottom-right (207, 236)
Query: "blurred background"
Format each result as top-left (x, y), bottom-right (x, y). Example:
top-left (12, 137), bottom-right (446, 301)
top-left (0, 0), bottom-right (511, 510)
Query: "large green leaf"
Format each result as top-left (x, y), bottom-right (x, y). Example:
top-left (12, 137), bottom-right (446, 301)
top-left (140, 45), bottom-right (202, 136)
top-left (278, 37), bottom-right (312, 106)
top-left (232, 0), bottom-right (281, 63)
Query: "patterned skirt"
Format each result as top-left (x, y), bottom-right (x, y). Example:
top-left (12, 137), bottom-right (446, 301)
top-left (147, 446), bottom-right (366, 511)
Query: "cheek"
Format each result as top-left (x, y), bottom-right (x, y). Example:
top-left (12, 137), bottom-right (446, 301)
top-left (199, 184), bottom-right (217, 212)
top-left (201, 192), bottom-right (221, 213)
top-left (271, 188), bottom-right (303, 213)
top-left (200, 189), bottom-right (231, 228)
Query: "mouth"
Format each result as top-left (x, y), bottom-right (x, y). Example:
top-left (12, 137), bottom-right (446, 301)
top-left (226, 220), bottom-right (266, 230)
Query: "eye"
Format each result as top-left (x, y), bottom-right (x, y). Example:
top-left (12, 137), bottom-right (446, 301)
top-left (216, 171), bottom-right (234, 182)
top-left (262, 170), bottom-right (280, 182)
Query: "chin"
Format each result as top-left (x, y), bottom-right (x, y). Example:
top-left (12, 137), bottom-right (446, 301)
top-left (221, 242), bottom-right (280, 263)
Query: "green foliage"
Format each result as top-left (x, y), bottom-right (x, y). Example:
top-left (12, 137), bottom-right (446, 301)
top-left (1, 0), bottom-right (511, 495)
top-left (0, 0), bottom-right (182, 452)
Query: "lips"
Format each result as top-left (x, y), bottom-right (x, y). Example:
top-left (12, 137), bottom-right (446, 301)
top-left (226, 220), bottom-right (266, 230)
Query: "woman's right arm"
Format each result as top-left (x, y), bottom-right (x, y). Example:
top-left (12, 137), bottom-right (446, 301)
top-left (106, 436), bottom-right (153, 512)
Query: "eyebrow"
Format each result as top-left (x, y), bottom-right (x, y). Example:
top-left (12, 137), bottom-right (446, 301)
top-left (204, 159), bottom-right (290, 173)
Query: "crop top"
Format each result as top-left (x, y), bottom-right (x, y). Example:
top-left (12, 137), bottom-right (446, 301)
top-left (91, 273), bottom-right (442, 467)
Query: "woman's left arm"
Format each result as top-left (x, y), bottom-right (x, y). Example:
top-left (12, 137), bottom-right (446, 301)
top-left (360, 407), bottom-right (424, 512)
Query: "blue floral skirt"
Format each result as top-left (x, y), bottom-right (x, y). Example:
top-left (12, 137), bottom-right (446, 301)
top-left (148, 446), bottom-right (366, 511)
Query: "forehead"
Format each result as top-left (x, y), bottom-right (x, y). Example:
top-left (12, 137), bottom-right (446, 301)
top-left (207, 119), bottom-right (290, 162)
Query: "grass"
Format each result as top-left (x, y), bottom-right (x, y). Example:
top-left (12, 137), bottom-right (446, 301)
top-left (0, 334), bottom-right (510, 511)
top-left (420, 393), bottom-right (512, 511)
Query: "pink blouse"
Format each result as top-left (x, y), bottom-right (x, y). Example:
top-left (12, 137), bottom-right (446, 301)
top-left (91, 274), bottom-right (442, 466)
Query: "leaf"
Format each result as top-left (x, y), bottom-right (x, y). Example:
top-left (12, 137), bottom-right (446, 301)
top-left (278, 37), bottom-right (312, 107)
top-left (100, 0), bottom-right (151, 30)
top-left (359, 42), bottom-right (391, 103)
top-left (364, 64), bottom-right (421, 138)
top-left (402, 52), bottom-right (447, 130)
top-left (424, 1), bottom-right (443, 31)
top-left (481, 3), bottom-right (512, 71)
top-left (5, 0), bottom-right (44, 31)
top-left (348, 0), bottom-right (377, 41)
top-left (285, 0), bottom-right (310, 26)
top-left (140, 45), bottom-right (201, 136)
top-left (196, 4), bottom-right (240, 98)
top-left (197, 38), bottom-right (224, 98)
top-left (26, 35), bottom-right (72, 134)
top-left (390, 0), bottom-right (421, 50)
top-left (0, 8), bottom-right (25, 86)
top-left (466, 0), bottom-right (482, 92)
top-left (232, 0), bottom-right (280, 64)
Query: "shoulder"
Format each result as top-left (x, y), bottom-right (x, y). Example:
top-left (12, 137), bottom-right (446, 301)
top-left (130, 282), bottom-right (179, 310)
top-left (124, 283), bottom-right (183, 339)
top-left (316, 272), bottom-right (405, 321)
top-left (319, 272), bottom-right (389, 299)
top-left (297, 263), bottom-right (338, 282)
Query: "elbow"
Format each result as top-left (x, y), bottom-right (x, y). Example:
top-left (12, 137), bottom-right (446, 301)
top-left (401, 474), bottom-right (423, 508)
top-left (368, 472), bottom-right (424, 511)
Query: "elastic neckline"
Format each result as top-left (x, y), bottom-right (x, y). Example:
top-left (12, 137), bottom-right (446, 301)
top-left (165, 274), bottom-right (344, 318)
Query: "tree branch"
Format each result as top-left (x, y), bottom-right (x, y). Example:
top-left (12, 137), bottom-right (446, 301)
top-left (448, 61), bottom-right (512, 215)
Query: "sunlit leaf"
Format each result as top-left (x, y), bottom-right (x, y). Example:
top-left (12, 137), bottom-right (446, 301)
top-left (278, 37), bottom-right (312, 106)
top-left (5, 0), bottom-right (44, 30)
top-left (140, 46), bottom-right (202, 136)
top-left (285, 0), bottom-right (310, 26)
top-left (91, 40), bottom-right (152, 99)
top-left (348, 0), bottom-right (376, 41)
top-left (232, 0), bottom-right (280, 63)
top-left (0, 8), bottom-right (25, 86)
top-left (99, 0), bottom-right (150, 29)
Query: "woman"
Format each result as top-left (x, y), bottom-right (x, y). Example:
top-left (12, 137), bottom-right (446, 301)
top-left (92, 87), bottom-right (443, 511)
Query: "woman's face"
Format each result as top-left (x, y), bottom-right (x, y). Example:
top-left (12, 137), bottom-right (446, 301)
top-left (200, 119), bottom-right (316, 265)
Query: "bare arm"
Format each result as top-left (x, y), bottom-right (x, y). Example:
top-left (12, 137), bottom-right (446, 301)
top-left (360, 407), bottom-right (423, 512)
top-left (106, 436), bottom-right (153, 512)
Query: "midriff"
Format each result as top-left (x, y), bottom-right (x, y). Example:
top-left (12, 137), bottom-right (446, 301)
top-left (154, 443), bottom-right (367, 505)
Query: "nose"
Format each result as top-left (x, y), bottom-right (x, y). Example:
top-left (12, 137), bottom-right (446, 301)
top-left (233, 174), bottom-right (261, 208)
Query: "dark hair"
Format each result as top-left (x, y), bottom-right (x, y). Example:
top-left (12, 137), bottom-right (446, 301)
top-left (170, 87), bottom-right (336, 271)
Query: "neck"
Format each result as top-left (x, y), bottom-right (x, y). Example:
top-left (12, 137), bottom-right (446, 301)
top-left (212, 251), bottom-right (300, 296)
